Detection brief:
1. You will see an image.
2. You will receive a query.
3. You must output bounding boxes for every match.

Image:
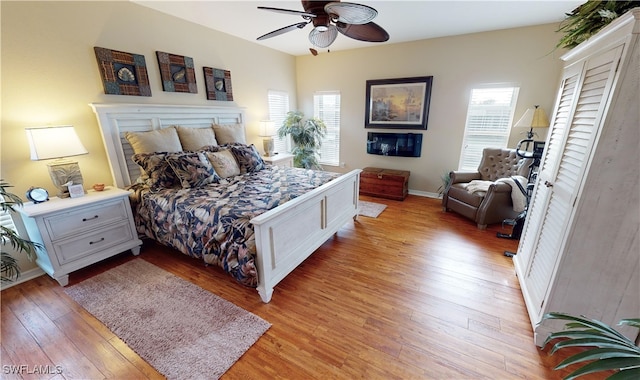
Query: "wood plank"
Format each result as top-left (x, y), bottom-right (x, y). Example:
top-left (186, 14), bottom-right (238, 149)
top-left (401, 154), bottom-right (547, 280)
top-left (0, 196), bottom-right (610, 379)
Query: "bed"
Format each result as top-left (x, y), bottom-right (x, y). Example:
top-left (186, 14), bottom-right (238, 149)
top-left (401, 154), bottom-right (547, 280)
top-left (91, 103), bottom-right (361, 303)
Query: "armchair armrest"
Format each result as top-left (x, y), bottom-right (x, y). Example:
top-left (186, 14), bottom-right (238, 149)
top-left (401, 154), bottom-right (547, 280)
top-left (449, 171), bottom-right (481, 184)
top-left (489, 182), bottom-right (512, 193)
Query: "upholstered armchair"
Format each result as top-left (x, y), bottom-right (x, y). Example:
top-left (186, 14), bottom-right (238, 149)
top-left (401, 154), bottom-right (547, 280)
top-left (442, 148), bottom-right (533, 229)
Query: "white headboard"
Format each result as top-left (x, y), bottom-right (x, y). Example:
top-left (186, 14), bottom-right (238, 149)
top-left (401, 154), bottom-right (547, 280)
top-left (90, 103), bottom-right (246, 188)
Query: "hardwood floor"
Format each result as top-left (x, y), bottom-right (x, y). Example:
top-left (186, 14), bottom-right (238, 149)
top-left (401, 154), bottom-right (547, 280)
top-left (1, 195), bottom-right (598, 379)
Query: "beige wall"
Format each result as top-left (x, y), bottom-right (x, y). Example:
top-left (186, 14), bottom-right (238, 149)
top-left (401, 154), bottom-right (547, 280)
top-left (1, 1), bottom-right (296, 276)
top-left (1, 1), bottom-right (565, 275)
top-left (296, 23), bottom-right (565, 194)
top-left (1, 1), bottom-right (297, 198)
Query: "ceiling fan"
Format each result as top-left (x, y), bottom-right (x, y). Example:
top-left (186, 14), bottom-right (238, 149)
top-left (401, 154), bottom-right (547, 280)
top-left (256, 1), bottom-right (389, 50)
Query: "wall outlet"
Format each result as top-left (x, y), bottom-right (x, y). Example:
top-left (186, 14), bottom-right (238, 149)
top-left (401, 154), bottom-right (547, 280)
top-left (339, 162), bottom-right (345, 168)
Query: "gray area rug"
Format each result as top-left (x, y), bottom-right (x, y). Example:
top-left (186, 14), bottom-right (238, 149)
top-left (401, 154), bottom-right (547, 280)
top-left (64, 259), bottom-right (270, 379)
top-left (358, 200), bottom-right (387, 218)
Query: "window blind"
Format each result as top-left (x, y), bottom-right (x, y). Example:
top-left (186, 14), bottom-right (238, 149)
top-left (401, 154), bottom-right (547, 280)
top-left (314, 91), bottom-right (341, 166)
top-left (458, 86), bottom-right (519, 171)
top-left (0, 208), bottom-right (16, 233)
top-left (267, 90), bottom-right (290, 154)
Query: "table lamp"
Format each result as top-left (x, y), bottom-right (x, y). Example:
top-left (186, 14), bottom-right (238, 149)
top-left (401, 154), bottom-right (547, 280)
top-left (26, 126), bottom-right (88, 198)
top-left (259, 120), bottom-right (276, 156)
top-left (513, 105), bottom-right (550, 139)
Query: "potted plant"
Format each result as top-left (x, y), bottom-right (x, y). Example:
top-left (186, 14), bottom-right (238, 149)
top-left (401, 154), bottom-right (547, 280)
top-left (277, 111), bottom-right (327, 170)
top-left (437, 171), bottom-right (451, 197)
top-left (1, 180), bottom-right (39, 283)
top-left (557, 1), bottom-right (640, 49)
top-left (542, 312), bottom-right (640, 379)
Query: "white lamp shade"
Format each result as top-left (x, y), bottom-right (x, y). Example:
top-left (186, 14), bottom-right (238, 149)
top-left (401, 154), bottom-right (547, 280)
top-left (514, 106), bottom-right (550, 129)
top-left (26, 126), bottom-right (88, 161)
top-left (259, 120), bottom-right (276, 137)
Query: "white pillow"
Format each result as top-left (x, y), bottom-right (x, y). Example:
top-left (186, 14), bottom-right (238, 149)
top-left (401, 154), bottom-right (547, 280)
top-left (176, 126), bottom-right (218, 151)
top-left (125, 126), bottom-right (182, 154)
top-left (212, 124), bottom-right (246, 145)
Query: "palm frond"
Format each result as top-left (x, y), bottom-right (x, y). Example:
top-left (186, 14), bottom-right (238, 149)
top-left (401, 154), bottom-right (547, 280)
top-left (278, 111), bottom-right (327, 169)
top-left (1, 179), bottom-right (41, 282)
top-left (542, 312), bottom-right (640, 379)
top-left (1, 252), bottom-right (20, 283)
top-left (557, 1), bottom-right (640, 49)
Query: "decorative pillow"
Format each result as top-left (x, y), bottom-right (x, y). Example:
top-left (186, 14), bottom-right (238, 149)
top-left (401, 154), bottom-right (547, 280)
top-left (176, 126), bottom-right (218, 151)
top-left (204, 149), bottom-right (241, 178)
top-left (200, 145), bottom-right (221, 152)
top-left (125, 126), bottom-right (183, 154)
top-left (229, 144), bottom-right (265, 174)
top-left (212, 124), bottom-right (246, 145)
top-left (165, 151), bottom-right (220, 188)
top-left (131, 152), bottom-right (179, 190)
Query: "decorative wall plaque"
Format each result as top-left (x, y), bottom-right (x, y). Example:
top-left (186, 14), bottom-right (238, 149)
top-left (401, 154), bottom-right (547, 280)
top-left (156, 51), bottom-right (197, 93)
top-left (204, 67), bottom-right (233, 101)
top-left (94, 47), bottom-right (151, 96)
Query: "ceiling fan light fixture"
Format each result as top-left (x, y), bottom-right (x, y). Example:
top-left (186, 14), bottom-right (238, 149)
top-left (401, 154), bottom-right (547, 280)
top-left (309, 24), bottom-right (338, 48)
top-left (324, 2), bottom-right (377, 25)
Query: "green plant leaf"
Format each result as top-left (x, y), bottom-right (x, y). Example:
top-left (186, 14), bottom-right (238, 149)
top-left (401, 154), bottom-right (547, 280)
top-left (606, 367), bottom-right (640, 380)
top-left (1, 179), bottom-right (42, 282)
top-left (278, 111), bottom-right (326, 169)
top-left (546, 331), bottom-right (638, 352)
top-left (619, 319), bottom-right (640, 329)
top-left (556, 1), bottom-right (640, 49)
top-left (551, 337), bottom-right (640, 355)
top-left (543, 312), bottom-right (632, 344)
top-left (1, 252), bottom-right (20, 283)
top-left (542, 312), bottom-right (640, 380)
top-left (564, 357), bottom-right (640, 380)
top-left (554, 348), bottom-right (640, 370)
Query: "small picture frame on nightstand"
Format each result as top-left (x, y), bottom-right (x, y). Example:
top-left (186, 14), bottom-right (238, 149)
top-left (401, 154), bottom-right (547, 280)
top-left (68, 184), bottom-right (85, 198)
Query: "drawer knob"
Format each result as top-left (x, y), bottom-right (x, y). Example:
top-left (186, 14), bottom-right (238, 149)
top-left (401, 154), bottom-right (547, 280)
top-left (89, 237), bottom-right (105, 245)
top-left (82, 215), bottom-right (99, 222)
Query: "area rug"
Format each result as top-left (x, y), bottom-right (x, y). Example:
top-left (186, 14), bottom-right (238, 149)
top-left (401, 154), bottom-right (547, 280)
top-left (63, 259), bottom-right (270, 380)
top-left (358, 200), bottom-right (387, 218)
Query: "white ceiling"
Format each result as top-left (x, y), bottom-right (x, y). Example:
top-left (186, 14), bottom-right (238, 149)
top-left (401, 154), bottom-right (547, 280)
top-left (133, 0), bottom-right (584, 56)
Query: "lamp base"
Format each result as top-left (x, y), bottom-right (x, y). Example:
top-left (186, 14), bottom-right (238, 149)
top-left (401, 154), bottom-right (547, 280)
top-left (47, 161), bottom-right (84, 198)
top-left (262, 137), bottom-right (275, 157)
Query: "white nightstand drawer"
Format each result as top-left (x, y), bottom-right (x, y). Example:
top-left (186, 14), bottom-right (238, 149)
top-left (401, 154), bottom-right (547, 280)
top-left (52, 221), bottom-right (134, 265)
top-left (44, 199), bottom-right (128, 240)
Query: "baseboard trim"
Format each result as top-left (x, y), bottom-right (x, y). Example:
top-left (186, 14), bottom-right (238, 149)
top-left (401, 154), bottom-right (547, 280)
top-left (1, 267), bottom-right (46, 291)
top-left (408, 190), bottom-right (441, 199)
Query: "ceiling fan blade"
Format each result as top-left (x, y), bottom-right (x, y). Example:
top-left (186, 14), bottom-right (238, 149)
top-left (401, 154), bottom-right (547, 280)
top-left (257, 6), bottom-right (316, 19)
top-left (336, 21), bottom-right (389, 42)
top-left (257, 22), bottom-right (309, 41)
top-left (324, 2), bottom-right (377, 25)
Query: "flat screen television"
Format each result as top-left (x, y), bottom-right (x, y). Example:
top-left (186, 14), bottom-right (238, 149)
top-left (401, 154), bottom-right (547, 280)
top-left (366, 132), bottom-right (422, 157)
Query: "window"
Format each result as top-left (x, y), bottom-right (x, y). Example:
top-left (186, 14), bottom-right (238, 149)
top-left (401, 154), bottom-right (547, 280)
top-left (314, 91), bottom-right (341, 166)
top-left (267, 90), bottom-right (290, 154)
top-left (458, 86), bottom-right (520, 171)
top-left (1, 208), bottom-right (16, 234)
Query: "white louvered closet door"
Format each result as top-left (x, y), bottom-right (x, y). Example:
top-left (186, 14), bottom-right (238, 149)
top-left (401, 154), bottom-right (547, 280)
top-left (515, 44), bottom-right (624, 319)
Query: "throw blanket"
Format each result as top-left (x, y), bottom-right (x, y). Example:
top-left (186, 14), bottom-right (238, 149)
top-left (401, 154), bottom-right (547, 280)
top-left (466, 175), bottom-right (528, 212)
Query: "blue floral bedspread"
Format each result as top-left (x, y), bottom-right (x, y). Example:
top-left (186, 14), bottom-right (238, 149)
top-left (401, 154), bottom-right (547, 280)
top-left (130, 166), bottom-right (340, 287)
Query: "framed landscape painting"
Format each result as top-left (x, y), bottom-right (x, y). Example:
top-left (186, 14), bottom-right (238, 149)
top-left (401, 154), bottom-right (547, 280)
top-left (365, 76), bottom-right (433, 129)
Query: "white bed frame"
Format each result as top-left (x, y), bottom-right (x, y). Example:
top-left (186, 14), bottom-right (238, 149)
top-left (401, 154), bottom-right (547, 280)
top-left (90, 103), bottom-right (361, 303)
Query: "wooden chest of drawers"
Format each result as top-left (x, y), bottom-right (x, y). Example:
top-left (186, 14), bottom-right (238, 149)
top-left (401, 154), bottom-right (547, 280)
top-left (359, 167), bottom-right (410, 201)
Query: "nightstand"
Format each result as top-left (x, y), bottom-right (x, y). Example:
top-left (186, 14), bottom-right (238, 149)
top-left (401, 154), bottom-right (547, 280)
top-left (262, 153), bottom-right (294, 167)
top-left (17, 186), bottom-right (142, 286)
